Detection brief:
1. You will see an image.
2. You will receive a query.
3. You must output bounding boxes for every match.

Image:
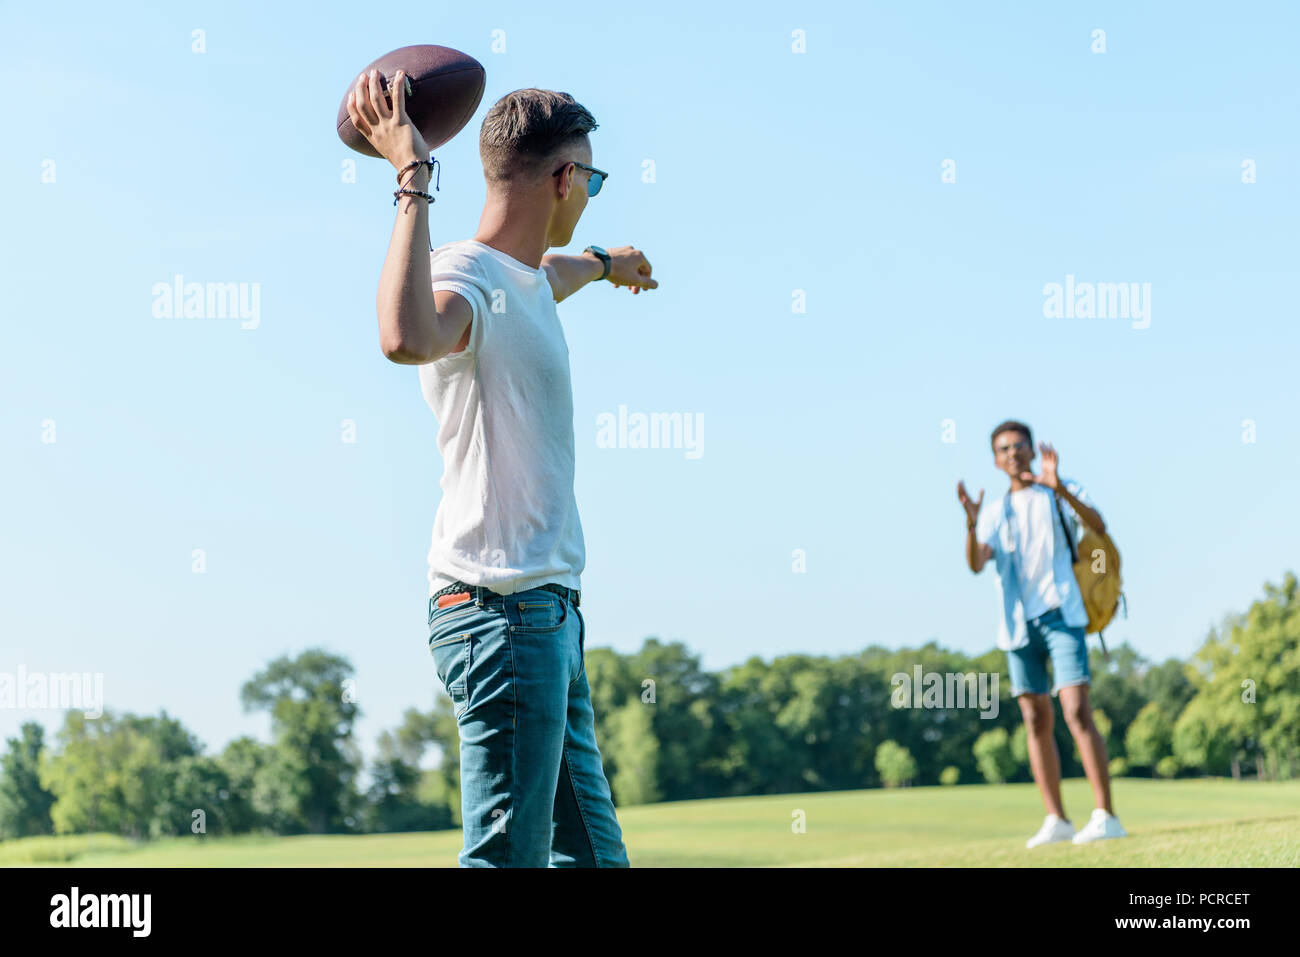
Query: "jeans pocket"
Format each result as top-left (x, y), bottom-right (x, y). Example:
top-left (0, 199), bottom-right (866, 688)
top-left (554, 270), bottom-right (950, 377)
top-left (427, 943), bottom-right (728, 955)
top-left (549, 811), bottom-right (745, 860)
top-left (430, 632), bottom-right (474, 716)
top-left (509, 594), bottom-right (568, 633)
top-left (428, 598), bottom-right (480, 633)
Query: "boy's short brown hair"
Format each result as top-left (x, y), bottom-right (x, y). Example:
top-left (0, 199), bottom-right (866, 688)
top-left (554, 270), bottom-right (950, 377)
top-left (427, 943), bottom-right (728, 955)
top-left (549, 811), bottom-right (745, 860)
top-left (479, 89), bottom-right (598, 184)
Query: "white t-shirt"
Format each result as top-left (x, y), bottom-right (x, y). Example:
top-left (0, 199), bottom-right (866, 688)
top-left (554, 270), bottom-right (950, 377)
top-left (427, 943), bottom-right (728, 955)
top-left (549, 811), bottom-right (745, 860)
top-left (417, 239), bottom-right (585, 597)
top-left (1006, 487), bottom-right (1057, 620)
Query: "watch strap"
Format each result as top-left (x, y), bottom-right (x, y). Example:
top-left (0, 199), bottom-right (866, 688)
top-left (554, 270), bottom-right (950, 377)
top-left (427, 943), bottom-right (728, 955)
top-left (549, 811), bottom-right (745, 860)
top-left (585, 246), bottom-right (611, 281)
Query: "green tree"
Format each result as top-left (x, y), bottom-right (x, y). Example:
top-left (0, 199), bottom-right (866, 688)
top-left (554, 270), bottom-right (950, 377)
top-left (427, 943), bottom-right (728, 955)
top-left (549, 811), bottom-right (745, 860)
top-left (250, 743), bottom-right (312, 834)
top-left (1140, 659), bottom-right (1195, 718)
top-left (607, 701), bottom-right (660, 806)
top-left (1087, 642), bottom-right (1151, 760)
top-left (973, 728), bottom-right (1016, 784)
top-left (714, 656), bottom-right (803, 796)
top-left (1011, 724), bottom-right (1029, 768)
top-left (874, 740), bottom-right (918, 787)
top-left (1229, 574), bottom-right (1299, 778)
top-left (122, 713), bottom-right (202, 838)
top-left (40, 710), bottom-right (201, 838)
top-left (1092, 709), bottom-right (1114, 756)
top-left (627, 640), bottom-right (720, 800)
top-left (216, 737), bottom-right (271, 833)
top-left (1125, 702), bottom-right (1174, 770)
top-left (363, 708), bottom-right (453, 833)
top-left (150, 755), bottom-right (235, 837)
top-left (878, 643), bottom-right (1017, 787)
top-left (240, 649), bottom-right (360, 833)
top-left (41, 710), bottom-right (125, 835)
top-left (424, 698), bottom-right (463, 826)
top-left (1171, 696), bottom-right (1231, 775)
top-left (1177, 574), bottom-right (1300, 780)
top-left (0, 723), bottom-right (55, 838)
top-left (365, 732), bottom-right (430, 833)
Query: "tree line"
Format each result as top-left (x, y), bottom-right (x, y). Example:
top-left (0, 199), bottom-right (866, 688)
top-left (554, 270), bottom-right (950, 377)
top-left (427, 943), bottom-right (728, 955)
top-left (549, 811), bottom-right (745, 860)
top-left (2, 572), bottom-right (1296, 841)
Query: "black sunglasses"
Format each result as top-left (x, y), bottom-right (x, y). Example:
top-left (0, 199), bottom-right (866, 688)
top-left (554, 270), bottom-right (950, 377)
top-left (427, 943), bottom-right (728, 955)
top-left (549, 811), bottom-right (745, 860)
top-left (552, 161), bottom-right (607, 197)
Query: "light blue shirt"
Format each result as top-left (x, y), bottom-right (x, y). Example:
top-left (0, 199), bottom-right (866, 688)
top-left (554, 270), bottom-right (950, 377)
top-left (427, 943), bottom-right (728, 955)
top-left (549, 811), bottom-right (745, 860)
top-left (975, 478), bottom-right (1095, 650)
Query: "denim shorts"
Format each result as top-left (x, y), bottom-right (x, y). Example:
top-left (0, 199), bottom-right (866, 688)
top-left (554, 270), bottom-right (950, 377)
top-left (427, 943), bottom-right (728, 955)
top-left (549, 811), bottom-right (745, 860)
top-left (1006, 607), bottom-right (1090, 697)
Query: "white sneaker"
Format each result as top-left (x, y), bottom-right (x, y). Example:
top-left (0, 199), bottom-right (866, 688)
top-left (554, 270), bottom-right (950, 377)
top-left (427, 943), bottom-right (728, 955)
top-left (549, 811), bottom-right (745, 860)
top-left (1026, 813), bottom-right (1075, 848)
top-left (1071, 808), bottom-right (1127, 844)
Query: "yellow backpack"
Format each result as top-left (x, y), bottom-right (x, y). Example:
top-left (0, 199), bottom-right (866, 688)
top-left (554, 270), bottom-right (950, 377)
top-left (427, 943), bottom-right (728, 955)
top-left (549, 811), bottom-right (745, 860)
top-left (1052, 494), bottom-right (1126, 656)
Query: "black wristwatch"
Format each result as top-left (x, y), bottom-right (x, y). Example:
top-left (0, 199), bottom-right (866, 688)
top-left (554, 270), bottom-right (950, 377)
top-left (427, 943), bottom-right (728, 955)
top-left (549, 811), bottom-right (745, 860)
top-left (583, 245), bottom-right (611, 281)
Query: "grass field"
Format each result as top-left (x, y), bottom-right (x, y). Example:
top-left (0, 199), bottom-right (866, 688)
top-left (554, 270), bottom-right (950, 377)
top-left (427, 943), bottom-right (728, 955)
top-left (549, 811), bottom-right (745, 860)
top-left (5, 778), bottom-right (1297, 867)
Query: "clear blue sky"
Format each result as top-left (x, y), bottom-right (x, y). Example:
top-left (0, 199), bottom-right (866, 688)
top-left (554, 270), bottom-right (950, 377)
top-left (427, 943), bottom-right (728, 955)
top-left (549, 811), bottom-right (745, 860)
top-left (3, 1), bottom-right (1298, 765)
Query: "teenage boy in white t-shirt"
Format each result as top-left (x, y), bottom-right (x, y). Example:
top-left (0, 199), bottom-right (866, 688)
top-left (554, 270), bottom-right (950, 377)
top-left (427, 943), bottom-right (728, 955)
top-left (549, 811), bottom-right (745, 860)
top-left (958, 420), bottom-right (1127, 848)
top-left (346, 75), bottom-right (657, 866)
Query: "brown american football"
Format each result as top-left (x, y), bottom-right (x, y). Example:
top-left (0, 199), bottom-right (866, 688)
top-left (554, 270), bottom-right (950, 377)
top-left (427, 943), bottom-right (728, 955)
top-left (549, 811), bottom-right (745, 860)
top-left (337, 44), bottom-right (486, 157)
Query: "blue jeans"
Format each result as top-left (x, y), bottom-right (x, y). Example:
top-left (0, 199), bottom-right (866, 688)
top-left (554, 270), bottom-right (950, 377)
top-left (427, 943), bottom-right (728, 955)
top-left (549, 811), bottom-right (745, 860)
top-left (427, 586), bottom-right (630, 867)
top-left (1006, 607), bottom-right (1091, 697)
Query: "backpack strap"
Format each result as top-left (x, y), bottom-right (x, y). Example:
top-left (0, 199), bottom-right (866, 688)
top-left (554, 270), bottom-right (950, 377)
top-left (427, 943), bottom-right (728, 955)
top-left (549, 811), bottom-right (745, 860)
top-left (1051, 490), bottom-right (1079, 565)
top-left (1055, 489), bottom-right (1112, 663)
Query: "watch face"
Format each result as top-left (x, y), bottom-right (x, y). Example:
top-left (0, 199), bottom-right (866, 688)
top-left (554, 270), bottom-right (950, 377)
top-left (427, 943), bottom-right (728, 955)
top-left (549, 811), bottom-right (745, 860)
top-left (588, 245), bottom-right (607, 257)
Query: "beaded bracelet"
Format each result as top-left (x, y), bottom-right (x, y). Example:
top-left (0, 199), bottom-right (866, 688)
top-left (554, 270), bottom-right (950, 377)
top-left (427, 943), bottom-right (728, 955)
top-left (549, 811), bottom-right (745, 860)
top-left (395, 156), bottom-right (442, 190)
top-left (393, 187), bottom-right (435, 206)
top-left (396, 158), bottom-right (433, 184)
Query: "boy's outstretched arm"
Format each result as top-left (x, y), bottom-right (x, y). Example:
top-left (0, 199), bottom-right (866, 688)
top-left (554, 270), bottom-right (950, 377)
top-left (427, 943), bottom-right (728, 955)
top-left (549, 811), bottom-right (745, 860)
top-left (543, 246), bottom-right (659, 303)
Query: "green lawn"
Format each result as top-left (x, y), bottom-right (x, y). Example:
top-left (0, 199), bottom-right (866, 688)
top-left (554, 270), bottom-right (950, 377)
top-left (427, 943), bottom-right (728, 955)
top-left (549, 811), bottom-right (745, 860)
top-left (6, 778), bottom-right (1298, 867)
